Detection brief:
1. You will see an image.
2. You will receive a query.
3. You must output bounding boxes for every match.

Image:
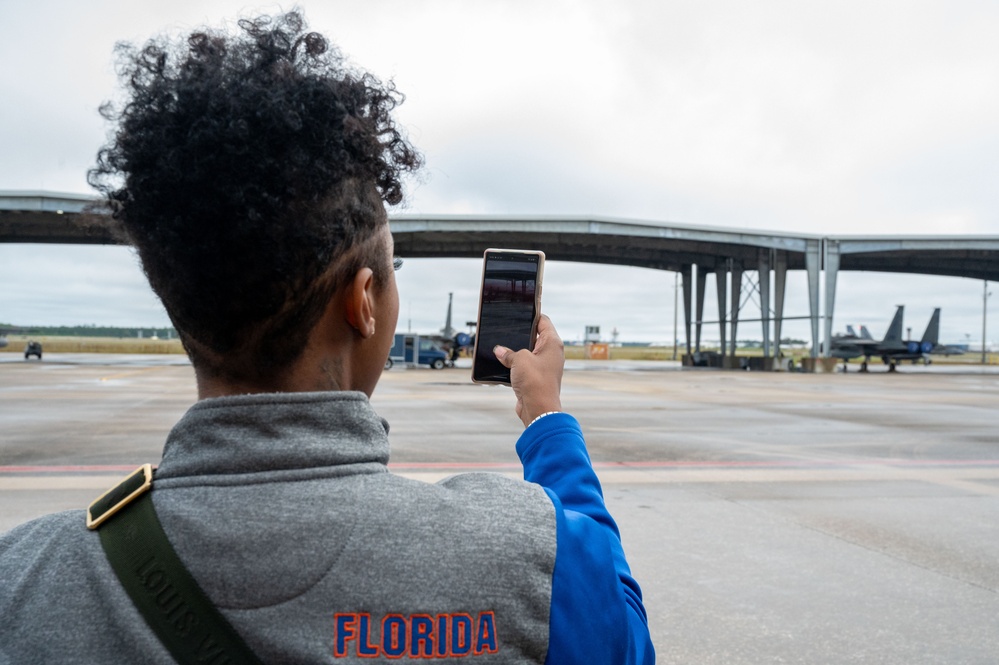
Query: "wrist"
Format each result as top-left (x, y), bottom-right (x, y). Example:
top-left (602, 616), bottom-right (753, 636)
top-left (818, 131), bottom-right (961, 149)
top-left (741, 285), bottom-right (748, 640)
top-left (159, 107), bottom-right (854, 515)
top-left (527, 410), bottom-right (562, 427)
top-left (522, 398), bottom-right (562, 427)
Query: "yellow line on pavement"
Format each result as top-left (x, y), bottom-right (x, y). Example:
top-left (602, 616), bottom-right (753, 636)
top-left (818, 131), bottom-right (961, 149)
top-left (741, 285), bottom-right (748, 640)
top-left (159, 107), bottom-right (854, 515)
top-left (99, 366), bottom-right (166, 382)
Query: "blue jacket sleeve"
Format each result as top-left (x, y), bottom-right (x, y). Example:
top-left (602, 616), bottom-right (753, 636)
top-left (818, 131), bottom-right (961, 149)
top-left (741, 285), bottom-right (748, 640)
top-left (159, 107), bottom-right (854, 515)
top-left (516, 413), bottom-right (655, 665)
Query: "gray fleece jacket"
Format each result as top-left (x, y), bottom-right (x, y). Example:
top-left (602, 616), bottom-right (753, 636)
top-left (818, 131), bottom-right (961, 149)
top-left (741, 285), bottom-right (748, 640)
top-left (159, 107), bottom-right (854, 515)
top-left (0, 392), bottom-right (557, 664)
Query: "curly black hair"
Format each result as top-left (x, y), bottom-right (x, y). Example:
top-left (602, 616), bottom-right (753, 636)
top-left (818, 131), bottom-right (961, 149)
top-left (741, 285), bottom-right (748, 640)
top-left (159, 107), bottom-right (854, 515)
top-left (88, 11), bottom-right (422, 381)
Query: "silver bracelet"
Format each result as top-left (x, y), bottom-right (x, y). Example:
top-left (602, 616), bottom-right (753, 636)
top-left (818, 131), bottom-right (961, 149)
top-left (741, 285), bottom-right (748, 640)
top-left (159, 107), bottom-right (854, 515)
top-left (528, 411), bottom-right (562, 427)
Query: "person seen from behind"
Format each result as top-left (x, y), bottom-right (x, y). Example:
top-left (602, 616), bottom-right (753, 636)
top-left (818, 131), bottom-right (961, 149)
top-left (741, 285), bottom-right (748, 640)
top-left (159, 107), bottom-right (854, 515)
top-left (0, 11), bottom-right (654, 664)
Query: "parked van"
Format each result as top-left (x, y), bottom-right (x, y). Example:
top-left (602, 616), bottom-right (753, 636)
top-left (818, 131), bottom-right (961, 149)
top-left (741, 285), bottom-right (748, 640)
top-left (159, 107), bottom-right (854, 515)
top-left (385, 334), bottom-right (449, 370)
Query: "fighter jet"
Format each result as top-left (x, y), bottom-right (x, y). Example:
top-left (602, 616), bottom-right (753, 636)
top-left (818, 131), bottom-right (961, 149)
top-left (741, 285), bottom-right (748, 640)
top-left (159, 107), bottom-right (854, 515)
top-left (828, 306), bottom-right (954, 372)
top-left (918, 309), bottom-right (965, 358)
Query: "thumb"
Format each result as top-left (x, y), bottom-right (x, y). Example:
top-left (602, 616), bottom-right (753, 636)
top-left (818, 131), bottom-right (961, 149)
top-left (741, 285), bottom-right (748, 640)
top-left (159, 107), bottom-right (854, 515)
top-left (493, 345), bottom-right (514, 367)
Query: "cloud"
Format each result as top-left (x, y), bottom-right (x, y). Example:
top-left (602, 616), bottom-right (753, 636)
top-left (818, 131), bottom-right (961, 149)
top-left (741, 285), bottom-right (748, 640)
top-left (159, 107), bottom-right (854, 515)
top-left (0, 245), bottom-right (169, 327)
top-left (0, 0), bottom-right (996, 347)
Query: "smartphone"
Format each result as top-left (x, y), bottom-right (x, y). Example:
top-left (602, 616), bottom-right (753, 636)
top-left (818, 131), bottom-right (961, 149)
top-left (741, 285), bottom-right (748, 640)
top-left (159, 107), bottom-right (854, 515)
top-left (471, 248), bottom-right (545, 385)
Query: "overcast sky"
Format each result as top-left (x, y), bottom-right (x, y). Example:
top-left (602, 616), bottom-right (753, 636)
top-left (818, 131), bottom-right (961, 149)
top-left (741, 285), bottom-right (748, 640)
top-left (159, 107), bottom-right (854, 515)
top-left (1, 0), bottom-right (996, 347)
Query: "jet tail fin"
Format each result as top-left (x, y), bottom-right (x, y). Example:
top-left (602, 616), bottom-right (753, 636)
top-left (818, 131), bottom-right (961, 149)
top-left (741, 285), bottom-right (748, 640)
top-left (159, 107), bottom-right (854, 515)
top-left (882, 306), bottom-right (904, 343)
top-left (846, 325), bottom-right (858, 337)
top-left (860, 325), bottom-right (874, 340)
top-left (920, 308), bottom-right (941, 346)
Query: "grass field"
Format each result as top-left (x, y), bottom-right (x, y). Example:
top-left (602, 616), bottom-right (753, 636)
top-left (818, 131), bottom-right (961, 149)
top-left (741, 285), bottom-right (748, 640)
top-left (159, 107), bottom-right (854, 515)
top-left (0, 335), bottom-right (186, 355)
top-left (2, 335), bottom-right (995, 365)
top-left (558, 344), bottom-right (998, 365)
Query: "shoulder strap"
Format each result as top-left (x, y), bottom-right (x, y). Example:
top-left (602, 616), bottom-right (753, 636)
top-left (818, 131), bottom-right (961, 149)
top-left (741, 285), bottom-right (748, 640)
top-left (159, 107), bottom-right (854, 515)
top-left (88, 465), bottom-right (266, 665)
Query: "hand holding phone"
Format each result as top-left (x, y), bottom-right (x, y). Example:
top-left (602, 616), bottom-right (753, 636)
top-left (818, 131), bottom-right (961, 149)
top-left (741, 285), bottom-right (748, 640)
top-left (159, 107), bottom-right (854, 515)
top-left (471, 249), bottom-right (544, 385)
top-left (493, 314), bottom-right (564, 427)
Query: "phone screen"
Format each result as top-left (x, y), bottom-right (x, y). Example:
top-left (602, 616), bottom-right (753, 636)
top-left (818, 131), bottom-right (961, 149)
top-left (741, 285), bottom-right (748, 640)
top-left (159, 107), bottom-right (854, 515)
top-left (472, 250), bottom-right (543, 384)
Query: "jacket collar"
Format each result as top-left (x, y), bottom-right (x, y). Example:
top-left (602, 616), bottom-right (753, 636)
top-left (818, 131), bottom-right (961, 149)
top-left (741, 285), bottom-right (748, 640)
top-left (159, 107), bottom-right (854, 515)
top-left (155, 391), bottom-right (390, 480)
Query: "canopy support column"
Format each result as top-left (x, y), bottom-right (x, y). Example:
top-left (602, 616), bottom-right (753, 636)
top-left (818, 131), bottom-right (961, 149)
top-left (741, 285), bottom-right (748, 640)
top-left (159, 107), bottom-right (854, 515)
top-left (681, 264), bottom-right (693, 357)
top-left (758, 250), bottom-right (771, 358)
top-left (716, 267), bottom-right (728, 358)
top-left (806, 239), bottom-right (821, 359)
top-left (823, 239), bottom-right (841, 359)
top-left (730, 262), bottom-right (743, 356)
top-left (774, 251), bottom-right (788, 358)
top-left (695, 265), bottom-right (707, 353)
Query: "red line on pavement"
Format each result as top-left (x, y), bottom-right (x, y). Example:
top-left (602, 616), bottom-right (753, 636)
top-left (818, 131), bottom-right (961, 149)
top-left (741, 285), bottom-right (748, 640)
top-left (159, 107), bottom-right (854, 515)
top-left (0, 465), bottom-right (140, 473)
top-left (589, 459), bottom-right (999, 468)
top-left (3, 459), bottom-right (999, 475)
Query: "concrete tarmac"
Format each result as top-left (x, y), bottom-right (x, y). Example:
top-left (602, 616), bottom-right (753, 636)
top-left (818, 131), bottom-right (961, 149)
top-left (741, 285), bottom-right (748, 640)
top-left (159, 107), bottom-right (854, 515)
top-left (2, 353), bottom-right (999, 663)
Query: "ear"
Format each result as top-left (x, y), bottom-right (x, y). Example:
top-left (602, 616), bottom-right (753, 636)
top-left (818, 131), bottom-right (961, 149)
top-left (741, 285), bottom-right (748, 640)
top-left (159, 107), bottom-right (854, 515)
top-left (344, 267), bottom-right (377, 338)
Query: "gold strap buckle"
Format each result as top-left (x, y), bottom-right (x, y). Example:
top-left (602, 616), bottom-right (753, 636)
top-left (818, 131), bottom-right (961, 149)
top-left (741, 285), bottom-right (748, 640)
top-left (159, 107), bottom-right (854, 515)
top-left (86, 463), bottom-right (154, 530)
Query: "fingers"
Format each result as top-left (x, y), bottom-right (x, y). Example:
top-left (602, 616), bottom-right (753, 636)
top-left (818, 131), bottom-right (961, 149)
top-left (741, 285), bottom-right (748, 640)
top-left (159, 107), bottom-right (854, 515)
top-left (491, 314), bottom-right (564, 427)
top-left (494, 345), bottom-right (513, 368)
top-left (532, 315), bottom-right (563, 355)
top-left (536, 314), bottom-right (556, 338)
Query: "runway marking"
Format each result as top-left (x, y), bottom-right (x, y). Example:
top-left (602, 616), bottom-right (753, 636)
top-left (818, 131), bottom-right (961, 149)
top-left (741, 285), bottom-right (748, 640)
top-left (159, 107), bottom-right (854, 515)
top-left (0, 476), bottom-right (122, 490)
top-left (98, 366), bottom-right (167, 382)
top-left (5, 460), bottom-right (999, 494)
top-left (4, 467), bottom-right (999, 492)
top-left (3, 459), bottom-right (999, 475)
top-left (605, 459), bottom-right (999, 468)
top-left (0, 465), bottom-right (140, 473)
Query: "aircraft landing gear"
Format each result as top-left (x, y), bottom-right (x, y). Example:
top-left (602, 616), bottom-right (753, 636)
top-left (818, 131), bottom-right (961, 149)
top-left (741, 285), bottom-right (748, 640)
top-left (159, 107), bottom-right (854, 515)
top-left (859, 360), bottom-right (869, 373)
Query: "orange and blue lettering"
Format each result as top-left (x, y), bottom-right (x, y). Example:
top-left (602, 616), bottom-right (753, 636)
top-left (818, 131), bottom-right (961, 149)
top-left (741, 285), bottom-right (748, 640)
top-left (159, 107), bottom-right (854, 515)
top-left (435, 615), bottom-right (450, 657)
top-left (332, 611), bottom-right (499, 659)
top-left (474, 611), bottom-right (498, 654)
top-left (382, 615), bottom-right (407, 658)
top-left (411, 614), bottom-right (435, 657)
top-left (357, 614), bottom-right (379, 657)
top-left (334, 614), bottom-right (356, 657)
top-left (451, 613), bottom-right (473, 656)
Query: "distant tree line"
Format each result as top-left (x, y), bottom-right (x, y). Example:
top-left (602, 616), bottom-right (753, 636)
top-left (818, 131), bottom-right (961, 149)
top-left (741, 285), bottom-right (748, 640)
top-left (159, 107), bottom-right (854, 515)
top-left (0, 324), bottom-right (177, 339)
